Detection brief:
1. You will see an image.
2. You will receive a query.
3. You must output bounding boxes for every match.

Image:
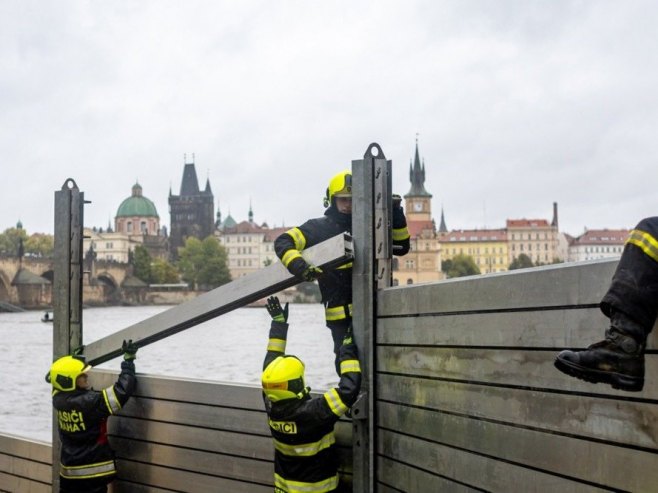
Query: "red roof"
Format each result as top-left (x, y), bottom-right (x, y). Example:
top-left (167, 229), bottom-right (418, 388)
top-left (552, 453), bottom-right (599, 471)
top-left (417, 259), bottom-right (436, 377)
top-left (440, 228), bottom-right (507, 242)
top-left (506, 219), bottom-right (550, 228)
top-left (571, 229), bottom-right (630, 246)
top-left (407, 220), bottom-right (435, 237)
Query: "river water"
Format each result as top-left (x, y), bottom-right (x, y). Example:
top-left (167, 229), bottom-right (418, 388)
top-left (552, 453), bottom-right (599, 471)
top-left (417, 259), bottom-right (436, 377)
top-left (0, 304), bottom-right (336, 443)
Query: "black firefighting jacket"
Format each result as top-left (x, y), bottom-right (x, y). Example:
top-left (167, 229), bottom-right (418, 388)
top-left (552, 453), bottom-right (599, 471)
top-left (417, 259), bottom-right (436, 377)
top-left (274, 204), bottom-right (410, 324)
top-left (263, 320), bottom-right (362, 492)
top-left (52, 360), bottom-right (137, 481)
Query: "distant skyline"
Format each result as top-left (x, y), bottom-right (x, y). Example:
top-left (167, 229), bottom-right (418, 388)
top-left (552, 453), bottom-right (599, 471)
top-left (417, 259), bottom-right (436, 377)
top-left (2, 2), bottom-right (656, 238)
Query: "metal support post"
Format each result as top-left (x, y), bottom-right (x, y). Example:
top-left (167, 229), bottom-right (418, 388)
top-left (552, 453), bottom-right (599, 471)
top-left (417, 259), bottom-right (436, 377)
top-left (352, 143), bottom-right (392, 492)
top-left (51, 178), bottom-right (85, 489)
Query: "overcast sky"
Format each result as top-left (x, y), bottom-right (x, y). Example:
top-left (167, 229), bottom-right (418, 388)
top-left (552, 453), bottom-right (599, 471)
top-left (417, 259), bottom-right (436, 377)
top-left (1, 1), bottom-right (656, 239)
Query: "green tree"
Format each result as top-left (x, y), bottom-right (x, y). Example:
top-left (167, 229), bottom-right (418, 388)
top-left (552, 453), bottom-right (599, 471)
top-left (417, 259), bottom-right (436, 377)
top-left (25, 233), bottom-right (54, 257)
top-left (178, 236), bottom-right (231, 290)
top-left (441, 253), bottom-right (481, 278)
top-left (0, 227), bottom-right (28, 256)
top-left (133, 245), bottom-right (153, 282)
top-left (509, 253), bottom-right (534, 270)
top-left (151, 258), bottom-right (180, 284)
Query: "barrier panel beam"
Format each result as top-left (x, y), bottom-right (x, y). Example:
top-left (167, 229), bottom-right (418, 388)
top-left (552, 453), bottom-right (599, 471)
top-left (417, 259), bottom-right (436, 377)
top-left (84, 233), bottom-right (353, 366)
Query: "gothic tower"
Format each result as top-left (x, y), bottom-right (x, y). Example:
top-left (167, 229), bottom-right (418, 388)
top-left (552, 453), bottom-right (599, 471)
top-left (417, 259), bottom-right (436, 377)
top-left (168, 157), bottom-right (215, 258)
top-left (404, 138), bottom-right (433, 222)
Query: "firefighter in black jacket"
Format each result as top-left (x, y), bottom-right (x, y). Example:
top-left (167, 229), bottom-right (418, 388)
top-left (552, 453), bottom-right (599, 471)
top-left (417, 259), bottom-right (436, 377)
top-left (46, 340), bottom-right (138, 492)
top-left (555, 217), bottom-right (658, 392)
top-left (275, 169), bottom-right (410, 373)
top-left (262, 296), bottom-right (361, 493)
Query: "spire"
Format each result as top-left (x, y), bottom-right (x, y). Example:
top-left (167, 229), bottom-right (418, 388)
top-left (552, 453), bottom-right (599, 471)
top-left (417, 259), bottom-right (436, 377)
top-left (205, 177), bottom-right (212, 194)
top-left (180, 161), bottom-right (200, 196)
top-left (405, 137), bottom-right (432, 198)
top-left (439, 206), bottom-right (448, 233)
top-left (248, 199), bottom-right (254, 223)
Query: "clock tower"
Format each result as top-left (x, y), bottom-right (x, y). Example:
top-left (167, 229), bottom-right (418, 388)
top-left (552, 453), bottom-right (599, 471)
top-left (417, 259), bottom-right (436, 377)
top-left (404, 139), bottom-right (433, 222)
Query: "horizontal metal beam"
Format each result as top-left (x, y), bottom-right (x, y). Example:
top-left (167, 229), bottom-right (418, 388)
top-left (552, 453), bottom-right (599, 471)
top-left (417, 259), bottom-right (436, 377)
top-left (84, 233), bottom-right (353, 366)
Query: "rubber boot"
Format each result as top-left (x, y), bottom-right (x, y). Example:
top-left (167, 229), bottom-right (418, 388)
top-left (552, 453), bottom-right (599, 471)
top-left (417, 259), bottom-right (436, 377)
top-left (554, 311), bottom-right (646, 392)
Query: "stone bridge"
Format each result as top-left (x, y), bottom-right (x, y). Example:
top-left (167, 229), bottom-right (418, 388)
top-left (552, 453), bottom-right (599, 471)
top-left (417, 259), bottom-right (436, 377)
top-left (0, 256), bottom-right (132, 309)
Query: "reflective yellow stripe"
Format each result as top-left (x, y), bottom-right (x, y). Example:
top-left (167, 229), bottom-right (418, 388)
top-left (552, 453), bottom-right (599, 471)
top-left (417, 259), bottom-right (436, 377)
top-left (102, 386), bottom-right (121, 415)
top-left (324, 388), bottom-right (348, 416)
top-left (267, 338), bottom-right (286, 353)
top-left (627, 229), bottom-right (658, 263)
top-left (282, 249), bottom-right (303, 267)
top-left (336, 261), bottom-right (353, 270)
top-left (273, 431), bottom-right (335, 457)
top-left (340, 359), bottom-right (361, 374)
top-left (392, 226), bottom-right (410, 241)
top-left (60, 460), bottom-right (115, 479)
top-left (286, 228), bottom-right (307, 251)
top-left (324, 304), bottom-right (352, 321)
top-left (275, 472), bottom-right (339, 493)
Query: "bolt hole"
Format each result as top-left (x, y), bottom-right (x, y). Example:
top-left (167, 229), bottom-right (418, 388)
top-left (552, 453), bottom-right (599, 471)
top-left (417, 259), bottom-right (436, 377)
top-left (370, 145), bottom-right (379, 157)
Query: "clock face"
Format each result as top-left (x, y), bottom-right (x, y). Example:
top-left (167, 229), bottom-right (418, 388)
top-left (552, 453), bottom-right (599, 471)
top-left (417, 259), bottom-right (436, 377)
top-left (413, 202), bottom-right (423, 211)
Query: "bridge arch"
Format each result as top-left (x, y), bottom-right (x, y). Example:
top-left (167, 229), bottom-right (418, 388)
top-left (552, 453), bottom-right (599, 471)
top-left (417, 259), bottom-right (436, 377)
top-left (96, 272), bottom-right (120, 303)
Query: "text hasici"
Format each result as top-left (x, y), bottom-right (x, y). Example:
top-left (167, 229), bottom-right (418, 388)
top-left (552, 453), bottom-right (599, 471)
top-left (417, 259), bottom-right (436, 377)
top-left (58, 409), bottom-right (86, 432)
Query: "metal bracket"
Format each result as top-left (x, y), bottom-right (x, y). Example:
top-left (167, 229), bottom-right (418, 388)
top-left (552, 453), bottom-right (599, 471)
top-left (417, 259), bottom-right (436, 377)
top-left (350, 392), bottom-right (368, 421)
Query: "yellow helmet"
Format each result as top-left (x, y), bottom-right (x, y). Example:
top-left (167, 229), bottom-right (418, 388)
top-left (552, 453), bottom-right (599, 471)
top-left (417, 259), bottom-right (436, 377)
top-left (323, 170), bottom-right (352, 207)
top-left (45, 355), bottom-right (91, 392)
top-left (262, 355), bottom-right (308, 402)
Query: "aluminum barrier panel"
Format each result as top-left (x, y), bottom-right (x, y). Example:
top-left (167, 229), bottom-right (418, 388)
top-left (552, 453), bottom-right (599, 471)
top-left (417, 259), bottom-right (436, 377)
top-left (375, 259), bottom-right (658, 492)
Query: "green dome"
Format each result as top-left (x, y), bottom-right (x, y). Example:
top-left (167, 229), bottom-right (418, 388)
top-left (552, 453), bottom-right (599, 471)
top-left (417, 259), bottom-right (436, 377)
top-left (116, 183), bottom-right (159, 218)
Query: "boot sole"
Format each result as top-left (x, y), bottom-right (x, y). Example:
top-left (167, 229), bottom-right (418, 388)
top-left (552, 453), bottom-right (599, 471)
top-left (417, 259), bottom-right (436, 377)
top-left (554, 356), bottom-right (644, 392)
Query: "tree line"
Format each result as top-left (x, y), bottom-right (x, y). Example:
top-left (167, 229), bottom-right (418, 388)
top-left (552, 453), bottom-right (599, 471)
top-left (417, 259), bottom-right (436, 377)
top-left (0, 227), bottom-right (231, 290)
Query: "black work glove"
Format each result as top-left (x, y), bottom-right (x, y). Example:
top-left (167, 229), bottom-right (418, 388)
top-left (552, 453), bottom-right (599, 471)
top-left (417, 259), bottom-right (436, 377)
top-left (392, 194), bottom-right (402, 210)
top-left (302, 265), bottom-right (323, 281)
top-left (266, 296), bottom-right (289, 323)
top-left (122, 339), bottom-right (138, 361)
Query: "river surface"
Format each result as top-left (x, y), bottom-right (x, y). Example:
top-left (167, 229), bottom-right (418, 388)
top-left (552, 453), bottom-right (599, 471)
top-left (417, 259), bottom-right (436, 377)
top-left (0, 304), bottom-right (336, 443)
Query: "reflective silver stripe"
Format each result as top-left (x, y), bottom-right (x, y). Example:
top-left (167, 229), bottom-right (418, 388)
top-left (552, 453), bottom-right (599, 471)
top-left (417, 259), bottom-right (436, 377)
top-left (324, 388), bottom-right (348, 416)
top-left (627, 229), bottom-right (658, 263)
top-left (274, 472), bottom-right (339, 493)
top-left (267, 338), bottom-right (286, 353)
top-left (103, 385), bottom-right (122, 415)
top-left (286, 228), bottom-right (307, 251)
top-left (340, 359), bottom-right (361, 374)
top-left (273, 431), bottom-right (335, 457)
top-left (282, 249), bottom-right (303, 267)
top-left (392, 226), bottom-right (410, 241)
top-left (60, 460), bottom-right (115, 478)
top-left (324, 304), bottom-right (352, 321)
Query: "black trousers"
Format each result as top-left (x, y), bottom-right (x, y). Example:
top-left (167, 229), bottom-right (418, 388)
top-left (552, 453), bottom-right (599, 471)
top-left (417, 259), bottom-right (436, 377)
top-left (601, 217), bottom-right (658, 340)
top-left (59, 475), bottom-right (112, 493)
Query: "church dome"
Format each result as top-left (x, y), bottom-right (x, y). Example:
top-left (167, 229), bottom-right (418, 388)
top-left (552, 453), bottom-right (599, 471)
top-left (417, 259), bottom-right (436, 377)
top-left (116, 183), bottom-right (159, 218)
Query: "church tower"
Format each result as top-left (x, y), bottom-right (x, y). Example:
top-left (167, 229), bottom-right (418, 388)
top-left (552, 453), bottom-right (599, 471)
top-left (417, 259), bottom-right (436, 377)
top-left (168, 156), bottom-right (215, 258)
top-left (404, 138), bottom-right (433, 222)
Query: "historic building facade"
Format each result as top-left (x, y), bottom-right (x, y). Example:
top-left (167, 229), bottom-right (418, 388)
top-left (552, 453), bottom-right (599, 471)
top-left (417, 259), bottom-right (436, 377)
top-left (567, 228), bottom-right (629, 262)
top-left (84, 183), bottom-right (167, 262)
top-left (169, 159), bottom-right (215, 258)
top-left (506, 203), bottom-right (560, 265)
top-left (439, 229), bottom-right (509, 274)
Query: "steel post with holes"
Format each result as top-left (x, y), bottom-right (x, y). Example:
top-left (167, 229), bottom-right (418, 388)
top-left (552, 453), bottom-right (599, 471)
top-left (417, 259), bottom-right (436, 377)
top-left (51, 178), bottom-right (86, 489)
top-left (352, 143), bottom-right (392, 492)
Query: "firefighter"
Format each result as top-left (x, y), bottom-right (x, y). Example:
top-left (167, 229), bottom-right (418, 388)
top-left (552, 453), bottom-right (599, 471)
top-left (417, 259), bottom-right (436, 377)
top-left (46, 340), bottom-right (138, 492)
top-left (555, 217), bottom-right (658, 392)
top-left (262, 296), bottom-right (361, 492)
top-left (275, 169), bottom-right (410, 373)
